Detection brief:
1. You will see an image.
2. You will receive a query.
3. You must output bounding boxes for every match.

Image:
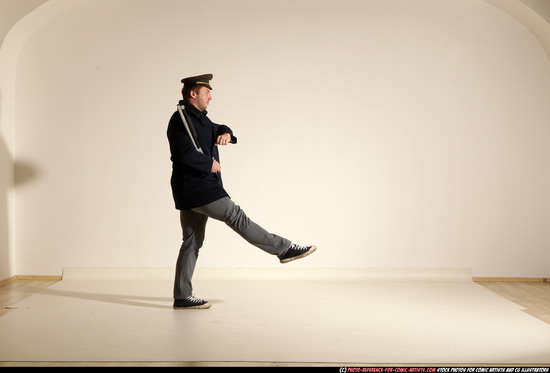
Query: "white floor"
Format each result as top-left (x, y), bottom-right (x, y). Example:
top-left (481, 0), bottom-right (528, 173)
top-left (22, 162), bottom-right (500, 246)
top-left (1, 268), bottom-right (550, 366)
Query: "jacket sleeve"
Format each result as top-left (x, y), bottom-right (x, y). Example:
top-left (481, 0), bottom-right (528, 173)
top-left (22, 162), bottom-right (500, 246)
top-left (216, 124), bottom-right (238, 144)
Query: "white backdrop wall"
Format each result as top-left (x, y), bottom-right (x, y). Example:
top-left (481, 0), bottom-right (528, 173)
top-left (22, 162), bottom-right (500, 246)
top-left (8, 0), bottom-right (550, 277)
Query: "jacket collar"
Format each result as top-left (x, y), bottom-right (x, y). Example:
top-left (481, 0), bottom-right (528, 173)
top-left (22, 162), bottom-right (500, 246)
top-left (179, 100), bottom-right (207, 118)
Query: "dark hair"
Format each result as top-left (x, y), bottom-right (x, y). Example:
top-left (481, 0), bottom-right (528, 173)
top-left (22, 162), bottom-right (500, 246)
top-left (182, 85), bottom-right (201, 100)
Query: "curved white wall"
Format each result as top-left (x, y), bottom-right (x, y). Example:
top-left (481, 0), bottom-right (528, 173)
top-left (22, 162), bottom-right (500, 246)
top-left (4, 0), bottom-right (550, 277)
top-left (484, 0), bottom-right (550, 62)
top-left (0, 0), bottom-right (54, 280)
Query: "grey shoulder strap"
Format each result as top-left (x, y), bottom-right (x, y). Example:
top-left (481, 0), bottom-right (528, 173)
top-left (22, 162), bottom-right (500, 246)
top-left (177, 105), bottom-right (204, 154)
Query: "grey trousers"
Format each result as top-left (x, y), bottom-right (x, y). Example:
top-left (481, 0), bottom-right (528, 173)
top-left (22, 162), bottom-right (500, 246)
top-left (174, 197), bottom-right (292, 299)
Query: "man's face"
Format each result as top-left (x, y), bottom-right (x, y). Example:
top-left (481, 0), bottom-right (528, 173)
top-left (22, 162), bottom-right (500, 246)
top-left (191, 86), bottom-right (212, 112)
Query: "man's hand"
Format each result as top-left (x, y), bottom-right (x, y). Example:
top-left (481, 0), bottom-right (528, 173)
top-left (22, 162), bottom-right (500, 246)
top-left (211, 159), bottom-right (221, 173)
top-left (216, 133), bottom-right (231, 146)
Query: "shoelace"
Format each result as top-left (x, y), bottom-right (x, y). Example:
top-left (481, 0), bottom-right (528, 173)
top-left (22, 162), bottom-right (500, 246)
top-left (185, 295), bottom-right (204, 304)
top-left (291, 244), bottom-right (308, 251)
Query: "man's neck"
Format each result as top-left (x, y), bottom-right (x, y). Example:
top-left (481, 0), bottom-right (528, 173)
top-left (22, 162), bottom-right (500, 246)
top-left (182, 99), bottom-right (205, 117)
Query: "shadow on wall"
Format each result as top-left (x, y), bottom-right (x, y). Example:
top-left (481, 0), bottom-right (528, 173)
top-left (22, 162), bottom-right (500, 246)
top-left (0, 133), bottom-right (39, 279)
top-left (14, 158), bottom-right (40, 186)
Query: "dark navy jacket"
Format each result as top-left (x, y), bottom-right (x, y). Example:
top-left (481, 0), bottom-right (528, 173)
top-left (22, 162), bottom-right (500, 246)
top-left (167, 100), bottom-right (237, 210)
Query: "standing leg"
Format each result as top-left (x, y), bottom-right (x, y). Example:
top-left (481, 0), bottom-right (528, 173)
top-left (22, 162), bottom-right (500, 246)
top-left (173, 209), bottom-right (208, 300)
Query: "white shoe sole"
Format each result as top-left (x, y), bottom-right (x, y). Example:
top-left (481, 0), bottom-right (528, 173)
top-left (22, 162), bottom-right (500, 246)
top-left (173, 302), bottom-right (212, 310)
top-left (280, 245), bottom-right (317, 264)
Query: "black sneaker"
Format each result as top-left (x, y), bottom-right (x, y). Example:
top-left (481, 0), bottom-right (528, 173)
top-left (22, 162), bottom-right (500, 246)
top-left (279, 244), bottom-right (317, 263)
top-left (173, 295), bottom-right (211, 309)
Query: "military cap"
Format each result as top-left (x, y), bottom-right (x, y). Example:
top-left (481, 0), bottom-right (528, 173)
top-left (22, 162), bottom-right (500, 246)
top-left (181, 74), bottom-right (213, 90)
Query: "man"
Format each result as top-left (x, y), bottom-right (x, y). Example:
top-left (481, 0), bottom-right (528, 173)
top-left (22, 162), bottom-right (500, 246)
top-left (167, 74), bottom-right (317, 309)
